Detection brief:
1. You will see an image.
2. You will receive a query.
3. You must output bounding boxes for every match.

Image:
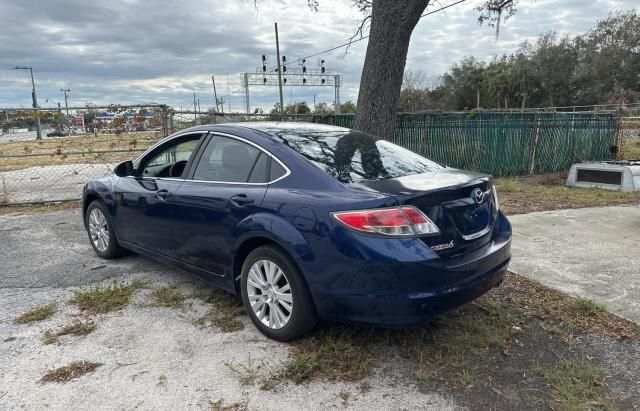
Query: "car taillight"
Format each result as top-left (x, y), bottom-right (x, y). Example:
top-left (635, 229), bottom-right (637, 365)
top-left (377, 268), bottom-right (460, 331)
top-left (331, 206), bottom-right (440, 236)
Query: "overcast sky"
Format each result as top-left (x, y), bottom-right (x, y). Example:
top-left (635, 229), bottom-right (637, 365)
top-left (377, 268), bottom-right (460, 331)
top-left (0, 0), bottom-right (636, 112)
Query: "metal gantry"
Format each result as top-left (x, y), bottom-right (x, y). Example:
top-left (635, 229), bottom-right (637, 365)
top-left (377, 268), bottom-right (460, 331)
top-left (242, 66), bottom-right (342, 114)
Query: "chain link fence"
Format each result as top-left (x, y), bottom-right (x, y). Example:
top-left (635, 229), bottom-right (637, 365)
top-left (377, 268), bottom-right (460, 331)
top-left (314, 111), bottom-right (621, 176)
top-left (0, 106), bottom-right (628, 205)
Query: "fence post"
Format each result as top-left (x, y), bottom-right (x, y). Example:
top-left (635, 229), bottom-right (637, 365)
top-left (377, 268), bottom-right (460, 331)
top-left (528, 112), bottom-right (541, 174)
top-left (614, 111), bottom-right (623, 160)
top-left (161, 106), bottom-right (169, 137)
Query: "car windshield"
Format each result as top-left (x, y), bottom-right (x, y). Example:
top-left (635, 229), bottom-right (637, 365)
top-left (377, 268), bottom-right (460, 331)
top-left (266, 125), bottom-right (442, 183)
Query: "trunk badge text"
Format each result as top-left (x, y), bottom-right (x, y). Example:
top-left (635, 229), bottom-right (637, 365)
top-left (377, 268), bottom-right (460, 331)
top-left (471, 188), bottom-right (485, 204)
top-left (431, 240), bottom-right (455, 251)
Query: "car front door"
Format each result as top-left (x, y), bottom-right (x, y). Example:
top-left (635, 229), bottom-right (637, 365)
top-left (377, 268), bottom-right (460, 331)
top-left (171, 133), bottom-right (276, 275)
top-left (114, 133), bottom-right (205, 257)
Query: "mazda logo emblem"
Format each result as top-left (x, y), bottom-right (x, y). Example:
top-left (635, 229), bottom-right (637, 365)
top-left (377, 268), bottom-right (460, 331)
top-left (471, 188), bottom-right (485, 204)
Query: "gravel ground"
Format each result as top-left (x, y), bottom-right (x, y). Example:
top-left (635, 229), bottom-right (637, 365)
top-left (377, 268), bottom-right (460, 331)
top-left (0, 209), bottom-right (458, 410)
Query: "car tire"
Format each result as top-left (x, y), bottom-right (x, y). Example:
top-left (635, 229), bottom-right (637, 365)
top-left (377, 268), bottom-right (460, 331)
top-left (85, 200), bottom-right (125, 259)
top-left (241, 245), bottom-right (318, 341)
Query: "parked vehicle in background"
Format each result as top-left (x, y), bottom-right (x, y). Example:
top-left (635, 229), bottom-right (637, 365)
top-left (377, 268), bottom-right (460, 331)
top-left (81, 122), bottom-right (511, 340)
top-left (46, 130), bottom-right (68, 137)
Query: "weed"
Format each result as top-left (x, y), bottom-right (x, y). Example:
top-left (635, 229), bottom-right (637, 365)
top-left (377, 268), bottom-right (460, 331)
top-left (224, 356), bottom-right (264, 386)
top-left (152, 284), bottom-right (185, 308)
top-left (358, 381), bottom-right (371, 393)
top-left (209, 398), bottom-right (248, 411)
top-left (458, 368), bottom-right (475, 387)
top-left (539, 361), bottom-right (614, 411)
top-left (42, 319), bottom-right (97, 345)
top-left (194, 289), bottom-right (245, 332)
top-left (71, 279), bottom-right (147, 313)
top-left (575, 298), bottom-right (606, 317)
top-left (262, 327), bottom-right (376, 389)
top-left (39, 361), bottom-right (102, 383)
top-left (338, 391), bottom-right (350, 407)
top-left (497, 178), bottom-right (520, 193)
top-left (13, 303), bottom-right (56, 324)
top-left (506, 273), bottom-right (640, 339)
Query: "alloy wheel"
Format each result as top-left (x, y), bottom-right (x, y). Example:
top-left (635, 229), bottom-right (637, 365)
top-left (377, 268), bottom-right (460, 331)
top-left (246, 259), bottom-right (293, 329)
top-left (88, 208), bottom-right (109, 252)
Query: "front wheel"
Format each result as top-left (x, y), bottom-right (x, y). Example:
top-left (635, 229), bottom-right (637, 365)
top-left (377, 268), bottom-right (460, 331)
top-left (85, 201), bottom-right (125, 259)
top-left (241, 245), bottom-right (318, 341)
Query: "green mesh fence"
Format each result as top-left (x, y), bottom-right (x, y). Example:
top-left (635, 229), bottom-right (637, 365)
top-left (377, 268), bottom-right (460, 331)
top-left (312, 112), bottom-right (619, 176)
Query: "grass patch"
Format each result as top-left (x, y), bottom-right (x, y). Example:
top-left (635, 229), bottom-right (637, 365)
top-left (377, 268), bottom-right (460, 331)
top-left (263, 298), bottom-right (515, 390)
top-left (152, 284), bottom-right (185, 308)
top-left (71, 279), bottom-right (147, 313)
top-left (494, 172), bottom-right (640, 215)
top-left (262, 327), bottom-right (376, 389)
top-left (0, 201), bottom-right (79, 215)
top-left (620, 137), bottom-right (640, 160)
top-left (0, 131), bottom-right (162, 172)
top-left (194, 289), bottom-right (245, 332)
top-left (506, 273), bottom-right (640, 340)
top-left (13, 303), bottom-right (56, 324)
top-left (497, 178), bottom-right (520, 193)
top-left (39, 361), bottom-right (102, 383)
top-left (575, 298), bottom-right (606, 317)
top-left (42, 319), bottom-right (97, 345)
top-left (539, 361), bottom-right (614, 411)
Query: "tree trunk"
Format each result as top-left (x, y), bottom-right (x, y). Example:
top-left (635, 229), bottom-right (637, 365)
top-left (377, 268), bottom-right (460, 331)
top-left (353, 0), bottom-right (429, 139)
top-left (476, 89), bottom-right (480, 109)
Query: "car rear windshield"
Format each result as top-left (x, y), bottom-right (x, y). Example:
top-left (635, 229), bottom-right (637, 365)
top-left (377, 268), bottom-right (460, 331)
top-left (271, 128), bottom-right (442, 183)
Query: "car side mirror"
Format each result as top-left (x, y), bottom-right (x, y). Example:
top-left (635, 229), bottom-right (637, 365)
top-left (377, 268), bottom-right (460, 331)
top-left (114, 160), bottom-right (135, 177)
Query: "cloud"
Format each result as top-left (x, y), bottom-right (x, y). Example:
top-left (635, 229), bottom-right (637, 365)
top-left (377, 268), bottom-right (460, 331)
top-left (0, 0), bottom-right (637, 111)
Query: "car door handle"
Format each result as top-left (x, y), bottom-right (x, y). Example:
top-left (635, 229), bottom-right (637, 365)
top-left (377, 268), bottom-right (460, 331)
top-left (156, 189), bottom-right (171, 200)
top-left (230, 194), bottom-right (254, 206)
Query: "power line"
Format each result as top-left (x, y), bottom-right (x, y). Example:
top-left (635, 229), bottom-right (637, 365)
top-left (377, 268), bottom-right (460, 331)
top-left (228, 0), bottom-right (469, 96)
top-left (285, 0), bottom-right (470, 66)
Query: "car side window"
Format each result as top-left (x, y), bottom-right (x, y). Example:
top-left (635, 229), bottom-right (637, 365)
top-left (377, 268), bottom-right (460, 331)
top-left (140, 136), bottom-right (201, 178)
top-left (192, 136), bottom-right (263, 183)
top-left (269, 161), bottom-right (286, 181)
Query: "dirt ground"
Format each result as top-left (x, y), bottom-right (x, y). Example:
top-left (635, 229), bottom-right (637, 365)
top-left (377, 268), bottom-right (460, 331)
top-left (1, 209), bottom-right (639, 410)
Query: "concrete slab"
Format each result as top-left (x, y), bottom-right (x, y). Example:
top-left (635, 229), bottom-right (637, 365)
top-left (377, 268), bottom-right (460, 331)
top-left (509, 206), bottom-right (640, 324)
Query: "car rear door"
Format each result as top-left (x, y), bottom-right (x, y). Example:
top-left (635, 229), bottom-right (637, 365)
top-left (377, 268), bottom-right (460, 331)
top-left (171, 133), bottom-right (277, 275)
top-left (114, 133), bottom-right (205, 257)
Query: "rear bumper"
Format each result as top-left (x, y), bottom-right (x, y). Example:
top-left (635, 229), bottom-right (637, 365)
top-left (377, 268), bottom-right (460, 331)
top-left (307, 212), bottom-right (512, 326)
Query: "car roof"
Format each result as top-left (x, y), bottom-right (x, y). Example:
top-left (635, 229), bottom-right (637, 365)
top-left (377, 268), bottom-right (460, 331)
top-left (178, 121), bottom-right (352, 141)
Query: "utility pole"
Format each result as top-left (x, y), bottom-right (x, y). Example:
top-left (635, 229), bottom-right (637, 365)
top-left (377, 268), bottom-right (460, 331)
top-left (14, 66), bottom-right (41, 139)
top-left (274, 22), bottom-right (284, 113)
top-left (211, 75), bottom-right (220, 112)
top-left (60, 88), bottom-right (71, 132)
top-left (193, 92), bottom-right (197, 122)
top-left (334, 75), bottom-right (341, 114)
top-left (243, 73), bottom-right (250, 114)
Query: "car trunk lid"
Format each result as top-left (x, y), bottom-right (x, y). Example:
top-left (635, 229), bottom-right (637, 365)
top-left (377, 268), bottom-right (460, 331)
top-left (350, 169), bottom-right (498, 257)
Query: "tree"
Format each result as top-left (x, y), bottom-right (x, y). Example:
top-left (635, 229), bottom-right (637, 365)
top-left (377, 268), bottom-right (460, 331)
top-left (349, 0), bottom-right (517, 138)
top-left (270, 101), bottom-right (312, 114)
top-left (340, 101), bottom-right (357, 113)
top-left (313, 102), bottom-right (334, 115)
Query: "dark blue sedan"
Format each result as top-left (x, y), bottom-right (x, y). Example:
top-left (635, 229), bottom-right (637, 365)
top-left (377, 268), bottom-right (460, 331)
top-left (82, 122), bottom-right (511, 340)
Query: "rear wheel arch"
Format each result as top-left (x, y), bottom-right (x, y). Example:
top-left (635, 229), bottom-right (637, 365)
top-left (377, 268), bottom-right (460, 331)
top-left (232, 236), bottom-right (299, 294)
